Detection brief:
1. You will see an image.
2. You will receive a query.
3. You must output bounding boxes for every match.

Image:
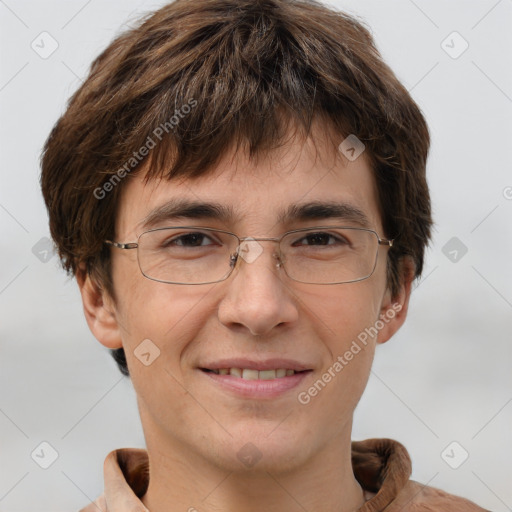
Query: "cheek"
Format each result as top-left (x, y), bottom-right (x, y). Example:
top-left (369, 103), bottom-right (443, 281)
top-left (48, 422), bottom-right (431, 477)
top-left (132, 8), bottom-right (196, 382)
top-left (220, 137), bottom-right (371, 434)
top-left (114, 281), bottom-right (219, 423)
top-left (301, 279), bottom-right (383, 345)
top-left (297, 282), bottom-right (383, 403)
top-left (113, 259), bottom-right (217, 370)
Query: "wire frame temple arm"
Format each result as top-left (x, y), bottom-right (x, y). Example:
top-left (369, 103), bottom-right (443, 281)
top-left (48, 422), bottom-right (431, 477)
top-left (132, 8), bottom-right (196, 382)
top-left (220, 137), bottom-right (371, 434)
top-left (378, 238), bottom-right (393, 247)
top-left (105, 240), bottom-right (138, 250)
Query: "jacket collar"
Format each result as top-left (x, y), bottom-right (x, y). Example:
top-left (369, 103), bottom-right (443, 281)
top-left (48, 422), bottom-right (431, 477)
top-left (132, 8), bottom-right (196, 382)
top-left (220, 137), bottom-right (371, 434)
top-left (96, 438), bottom-right (412, 511)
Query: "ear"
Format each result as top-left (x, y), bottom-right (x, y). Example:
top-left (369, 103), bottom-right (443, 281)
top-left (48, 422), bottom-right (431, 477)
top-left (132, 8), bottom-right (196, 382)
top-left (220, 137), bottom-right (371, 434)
top-left (76, 269), bottom-right (123, 349)
top-left (376, 256), bottom-right (415, 345)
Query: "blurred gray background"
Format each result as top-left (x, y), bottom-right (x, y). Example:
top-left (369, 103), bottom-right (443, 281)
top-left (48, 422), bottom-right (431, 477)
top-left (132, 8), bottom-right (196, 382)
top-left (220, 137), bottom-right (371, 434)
top-left (1, 0), bottom-right (511, 510)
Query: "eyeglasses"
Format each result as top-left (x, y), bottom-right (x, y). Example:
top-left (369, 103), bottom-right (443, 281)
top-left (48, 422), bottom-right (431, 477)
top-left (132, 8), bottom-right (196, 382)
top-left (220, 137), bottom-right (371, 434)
top-left (105, 226), bottom-right (393, 285)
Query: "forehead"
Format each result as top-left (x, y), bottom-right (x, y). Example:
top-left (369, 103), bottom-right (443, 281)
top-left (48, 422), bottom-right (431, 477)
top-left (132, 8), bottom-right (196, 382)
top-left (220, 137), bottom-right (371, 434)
top-left (116, 130), bottom-right (382, 239)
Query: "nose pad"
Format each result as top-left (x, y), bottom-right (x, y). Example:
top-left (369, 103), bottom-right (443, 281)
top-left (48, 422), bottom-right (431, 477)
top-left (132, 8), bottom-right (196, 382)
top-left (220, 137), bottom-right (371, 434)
top-left (229, 252), bottom-right (238, 269)
top-left (273, 251), bottom-right (283, 269)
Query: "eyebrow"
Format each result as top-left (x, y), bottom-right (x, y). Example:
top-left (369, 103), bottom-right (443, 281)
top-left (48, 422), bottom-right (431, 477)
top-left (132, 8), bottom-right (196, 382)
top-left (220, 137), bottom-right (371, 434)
top-left (140, 198), bottom-right (234, 230)
top-left (139, 199), bottom-right (372, 231)
top-left (279, 201), bottom-right (372, 228)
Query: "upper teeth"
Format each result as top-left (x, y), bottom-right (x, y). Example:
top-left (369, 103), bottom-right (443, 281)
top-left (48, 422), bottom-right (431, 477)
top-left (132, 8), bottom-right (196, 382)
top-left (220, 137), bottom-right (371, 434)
top-left (211, 368), bottom-right (296, 379)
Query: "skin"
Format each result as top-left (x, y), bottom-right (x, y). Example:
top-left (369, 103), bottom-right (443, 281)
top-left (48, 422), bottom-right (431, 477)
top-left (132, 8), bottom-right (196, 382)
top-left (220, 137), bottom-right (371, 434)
top-left (79, 126), bottom-right (413, 512)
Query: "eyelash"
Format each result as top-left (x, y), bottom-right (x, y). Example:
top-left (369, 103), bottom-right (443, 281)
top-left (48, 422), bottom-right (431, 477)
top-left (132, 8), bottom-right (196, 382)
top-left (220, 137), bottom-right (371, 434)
top-left (162, 230), bottom-right (351, 248)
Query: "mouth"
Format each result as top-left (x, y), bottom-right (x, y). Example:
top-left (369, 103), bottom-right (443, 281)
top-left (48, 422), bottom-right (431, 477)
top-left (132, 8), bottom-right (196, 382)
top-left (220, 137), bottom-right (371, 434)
top-left (198, 360), bottom-right (313, 398)
top-left (201, 367), bottom-right (305, 379)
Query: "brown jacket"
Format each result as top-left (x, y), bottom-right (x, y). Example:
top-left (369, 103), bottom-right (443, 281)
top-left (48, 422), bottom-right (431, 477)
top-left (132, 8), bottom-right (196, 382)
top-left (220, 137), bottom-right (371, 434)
top-left (79, 438), bottom-right (489, 511)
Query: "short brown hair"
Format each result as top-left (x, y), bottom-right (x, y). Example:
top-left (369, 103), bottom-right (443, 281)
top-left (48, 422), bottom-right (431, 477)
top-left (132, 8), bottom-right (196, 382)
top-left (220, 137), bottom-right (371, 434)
top-left (41, 0), bottom-right (432, 376)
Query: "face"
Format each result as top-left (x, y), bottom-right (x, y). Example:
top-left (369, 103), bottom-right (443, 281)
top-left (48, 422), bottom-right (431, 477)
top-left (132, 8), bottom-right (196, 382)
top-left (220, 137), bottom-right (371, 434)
top-left (82, 128), bottom-right (410, 474)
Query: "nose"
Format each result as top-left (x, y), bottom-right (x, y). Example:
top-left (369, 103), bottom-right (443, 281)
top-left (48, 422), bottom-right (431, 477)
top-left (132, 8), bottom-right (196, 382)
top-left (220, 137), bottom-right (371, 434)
top-left (217, 242), bottom-right (299, 336)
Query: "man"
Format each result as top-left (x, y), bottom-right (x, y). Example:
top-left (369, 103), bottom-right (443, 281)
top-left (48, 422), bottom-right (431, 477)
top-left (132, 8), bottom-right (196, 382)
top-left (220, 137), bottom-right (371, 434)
top-left (40, 0), bottom-right (489, 510)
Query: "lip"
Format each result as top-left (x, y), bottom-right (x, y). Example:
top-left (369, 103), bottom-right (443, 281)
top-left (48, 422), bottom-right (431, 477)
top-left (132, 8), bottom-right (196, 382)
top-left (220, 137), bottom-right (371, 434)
top-left (200, 369), bottom-right (311, 399)
top-left (198, 358), bottom-right (313, 399)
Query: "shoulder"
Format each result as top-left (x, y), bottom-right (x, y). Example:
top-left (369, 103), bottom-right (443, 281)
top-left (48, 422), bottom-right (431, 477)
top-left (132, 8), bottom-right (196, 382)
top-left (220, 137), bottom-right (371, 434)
top-left (386, 480), bottom-right (490, 511)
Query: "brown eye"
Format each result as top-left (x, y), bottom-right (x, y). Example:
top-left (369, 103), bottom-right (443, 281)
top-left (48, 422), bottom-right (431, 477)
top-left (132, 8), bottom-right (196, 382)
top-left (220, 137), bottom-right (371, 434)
top-left (171, 233), bottom-right (213, 247)
top-left (293, 232), bottom-right (348, 246)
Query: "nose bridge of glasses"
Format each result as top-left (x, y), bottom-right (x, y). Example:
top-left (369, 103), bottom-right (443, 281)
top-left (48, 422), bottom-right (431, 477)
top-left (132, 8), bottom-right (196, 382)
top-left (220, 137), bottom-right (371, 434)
top-left (235, 236), bottom-right (282, 266)
top-left (239, 236), bottom-right (280, 243)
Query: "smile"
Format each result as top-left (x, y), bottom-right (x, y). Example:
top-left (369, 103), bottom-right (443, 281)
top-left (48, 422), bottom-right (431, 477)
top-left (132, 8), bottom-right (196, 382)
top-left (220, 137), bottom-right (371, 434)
top-left (199, 362), bottom-right (312, 399)
top-left (202, 368), bottom-right (299, 379)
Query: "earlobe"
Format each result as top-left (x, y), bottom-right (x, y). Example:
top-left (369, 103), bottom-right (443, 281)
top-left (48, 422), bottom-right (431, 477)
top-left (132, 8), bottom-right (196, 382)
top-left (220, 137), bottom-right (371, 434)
top-left (77, 270), bottom-right (123, 349)
top-left (376, 257), bottom-right (415, 345)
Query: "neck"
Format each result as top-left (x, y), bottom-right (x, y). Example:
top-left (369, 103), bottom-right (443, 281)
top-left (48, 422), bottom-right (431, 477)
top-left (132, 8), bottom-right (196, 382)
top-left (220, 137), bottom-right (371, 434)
top-left (140, 424), bottom-right (365, 512)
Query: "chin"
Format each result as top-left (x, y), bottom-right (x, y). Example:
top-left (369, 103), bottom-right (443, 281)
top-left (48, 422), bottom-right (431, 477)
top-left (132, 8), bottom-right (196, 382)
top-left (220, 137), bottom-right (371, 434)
top-left (205, 422), bottom-right (318, 474)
